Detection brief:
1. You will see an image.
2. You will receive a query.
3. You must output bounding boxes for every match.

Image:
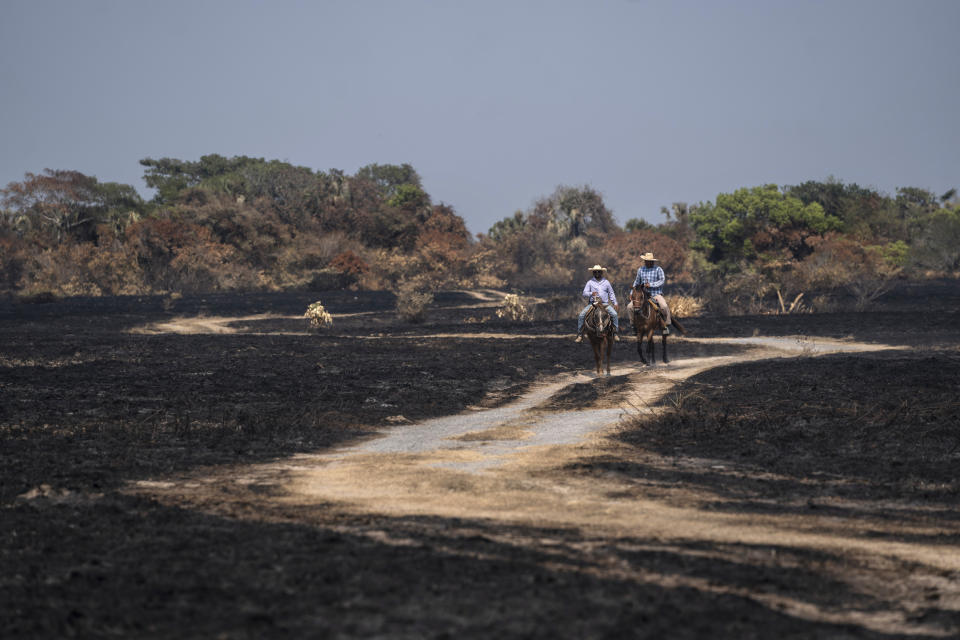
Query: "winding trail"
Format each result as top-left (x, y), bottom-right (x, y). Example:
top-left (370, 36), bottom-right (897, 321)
top-left (129, 323), bottom-right (960, 636)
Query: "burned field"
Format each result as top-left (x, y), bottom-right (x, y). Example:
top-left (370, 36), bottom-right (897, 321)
top-left (2, 283), bottom-right (960, 638)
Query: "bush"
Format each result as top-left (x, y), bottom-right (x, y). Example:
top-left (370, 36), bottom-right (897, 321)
top-left (308, 268), bottom-right (354, 291)
top-left (395, 278), bottom-right (434, 322)
top-left (304, 301), bottom-right (333, 329)
top-left (532, 295), bottom-right (583, 322)
top-left (495, 293), bottom-right (531, 321)
top-left (669, 295), bottom-right (704, 317)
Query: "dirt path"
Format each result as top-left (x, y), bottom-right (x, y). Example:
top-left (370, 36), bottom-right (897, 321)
top-left (127, 333), bottom-right (960, 636)
top-left (119, 296), bottom-right (959, 637)
top-left (128, 291), bottom-right (543, 336)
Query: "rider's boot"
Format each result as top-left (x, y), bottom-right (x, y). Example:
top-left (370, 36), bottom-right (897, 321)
top-left (574, 333), bottom-right (583, 343)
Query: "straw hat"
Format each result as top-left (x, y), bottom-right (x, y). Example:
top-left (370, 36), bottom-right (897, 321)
top-left (588, 264), bottom-right (607, 272)
top-left (640, 253), bottom-right (658, 261)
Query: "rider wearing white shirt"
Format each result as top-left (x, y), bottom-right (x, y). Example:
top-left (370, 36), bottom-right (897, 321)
top-left (575, 265), bottom-right (620, 343)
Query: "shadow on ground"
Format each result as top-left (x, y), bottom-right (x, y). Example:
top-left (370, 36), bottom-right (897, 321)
top-left (4, 494), bottom-right (952, 639)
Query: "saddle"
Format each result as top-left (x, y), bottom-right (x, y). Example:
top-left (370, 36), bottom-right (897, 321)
top-left (631, 291), bottom-right (665, 322)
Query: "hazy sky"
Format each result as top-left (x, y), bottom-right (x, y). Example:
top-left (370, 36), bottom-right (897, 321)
top-left (2, 0), bottom-right (958, 234)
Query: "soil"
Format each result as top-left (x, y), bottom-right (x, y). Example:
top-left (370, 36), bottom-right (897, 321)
top-left (2, 281), bottom-right (959, 638)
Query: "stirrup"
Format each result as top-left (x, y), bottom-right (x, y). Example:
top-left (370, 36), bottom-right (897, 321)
top-left (574, 334), bottom-right (583, 343)
top-left (662, 326), bottom-right (670, 335)
top-left (613, 334), bottom-right (621, 342)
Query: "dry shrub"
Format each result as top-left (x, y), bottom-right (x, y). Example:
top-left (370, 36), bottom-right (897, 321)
top-left (495, 293), bottom-right (531, 321)
top-left (696, 268), bottom-right (772, 316)
top-left (125, 217), bottom-right (260, 293)
top-left (795, 233), bottom-right (902, 310)
top-left (314, 231), bottom-right (356, 264)
top-left (16, 244), bottom-right (139, 297)
top-left (508, 262), bottom-right (577, 289)
top-left (810, 294), bottom-right (841, 312)
top-left (329, 250), bottom-right (369, 276)
top-left (669, 295), bottom-right (703, 317)
top-left (162, 292), bottom-right (183, 311)
top-left (362, 250), bottom-right (419, 290)
top-left (167, 241), bottom-right (239, 294)
top-left (531, 295), bottom-right (583, 322)
top-left (395, 278), bottom-right (434, 322)
top-left (459, 247), bottom-right (506, 289)
top-left (304, 301), bottom-right (333, 329)
top-left (0, 237), bottom-right (27, 293)
top-left (602, 230), bottom-right (690, 285)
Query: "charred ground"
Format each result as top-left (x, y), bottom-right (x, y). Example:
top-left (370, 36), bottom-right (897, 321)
top-left (2, 281), bottom-right (959, 638)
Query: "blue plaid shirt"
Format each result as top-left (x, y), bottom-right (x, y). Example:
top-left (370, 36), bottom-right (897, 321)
top-left (633, 265), bottom-right (665, 296)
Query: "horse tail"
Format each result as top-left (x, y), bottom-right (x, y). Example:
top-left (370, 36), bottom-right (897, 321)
top-left (671, 316), bottom-right (687, 336)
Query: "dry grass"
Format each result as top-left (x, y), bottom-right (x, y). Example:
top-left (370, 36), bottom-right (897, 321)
top-left (669, 294), bottom-right (703, 317)
top-left (495, 293), bottom-right (531, 321)
top-left (304, 301), bottom-right (333, 329)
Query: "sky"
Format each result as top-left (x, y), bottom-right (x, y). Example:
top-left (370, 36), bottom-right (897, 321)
top-left (2, 0), bottom-right (958, 235)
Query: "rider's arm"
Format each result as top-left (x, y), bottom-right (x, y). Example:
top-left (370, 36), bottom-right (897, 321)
top-left (632, 269), bottom-right (642, 289)
top-left (648, 267), bottom-right (665, 289)
top-left (582, 281), bottom-right (593, 300)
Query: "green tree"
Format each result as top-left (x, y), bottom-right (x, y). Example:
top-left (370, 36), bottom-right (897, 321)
top-left (624, 217), bottom-right (653, 232)
top-left (387, 183), bottom-right (431, 211)
top-left (690, 184), bottom-right (841, 272)
top-left (785, 178), bottom-right (897, 241)
top-left (140, 154), bottom-right (266, 204)
top-left (354, 163), bottom-right (422, 199)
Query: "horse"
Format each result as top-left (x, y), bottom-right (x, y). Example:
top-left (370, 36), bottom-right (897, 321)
top-left (630, 287), bottom-right (686, 365)
top-left (583, 297), bottom-right (615, 376)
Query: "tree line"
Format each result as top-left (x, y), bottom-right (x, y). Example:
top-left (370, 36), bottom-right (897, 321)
top-left (1, 154), bottom-right (957, 312)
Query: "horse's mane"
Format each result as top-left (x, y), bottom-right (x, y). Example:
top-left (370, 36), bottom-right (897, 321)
top-left (584, 303), bottom-right (613, 337)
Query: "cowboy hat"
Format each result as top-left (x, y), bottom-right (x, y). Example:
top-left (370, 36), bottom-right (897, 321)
top-left (588, 264), bottom-right (607, 271)
top-left (640, 253), bottom-right (658, 261)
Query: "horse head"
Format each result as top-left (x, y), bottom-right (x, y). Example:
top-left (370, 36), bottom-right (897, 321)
top-left (631, 287), bottom-right (652, 321)
top-left (584, 298), bottom-right (613, 338)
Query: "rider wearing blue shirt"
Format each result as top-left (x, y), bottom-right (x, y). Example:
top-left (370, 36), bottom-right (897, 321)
top-left (630, 252), bottom-right (672, 333)
top-left (575, 265), bottom-right (620, 343)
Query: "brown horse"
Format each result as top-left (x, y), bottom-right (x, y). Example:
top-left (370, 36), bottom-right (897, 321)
top-left (583, 299), bottom-right (614, 376)
top-left (630, 288), bottom-right (685, 365)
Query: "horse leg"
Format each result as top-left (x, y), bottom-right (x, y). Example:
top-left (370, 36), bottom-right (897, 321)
top-left (661, 334), bottom-right (669, 363)
top-left (636, 330), bottom-right (648, 365)
top-left (646, 329), bottom-right (656, 364)
top-left (605, 337), bottom-right (612, 376)
top-left (592, 340), bottom-right (602, 376)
